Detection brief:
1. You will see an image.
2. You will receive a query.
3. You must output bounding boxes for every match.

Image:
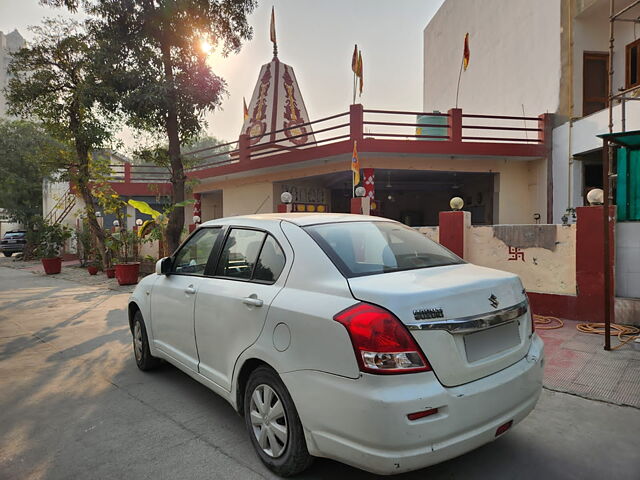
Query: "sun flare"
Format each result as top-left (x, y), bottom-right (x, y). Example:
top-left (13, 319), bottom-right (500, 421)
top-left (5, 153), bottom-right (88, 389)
top-left (199, 38), bottom-right (213, 55)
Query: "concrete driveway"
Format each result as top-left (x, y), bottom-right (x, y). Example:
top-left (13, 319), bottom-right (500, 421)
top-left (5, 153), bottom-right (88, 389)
top-left (1, 266), bottom-right (639, 480)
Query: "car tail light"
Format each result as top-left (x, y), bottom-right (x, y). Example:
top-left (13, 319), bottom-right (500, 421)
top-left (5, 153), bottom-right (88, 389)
top-left (407, 408), bottom-right (438, 421)
top-left (495, 420), bottom-right (513, 436)
top-left (334, 302), bottom-right (431, 374)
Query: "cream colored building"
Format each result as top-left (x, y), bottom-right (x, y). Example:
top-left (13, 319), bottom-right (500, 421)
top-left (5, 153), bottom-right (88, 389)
top-left (191, 37), bottom-right (551, 227)
top-left (0, 29), bottom-right (25, 118)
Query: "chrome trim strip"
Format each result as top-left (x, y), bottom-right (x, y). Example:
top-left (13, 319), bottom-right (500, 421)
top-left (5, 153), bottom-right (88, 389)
top-left (406, 300), bottom-right (528, 334)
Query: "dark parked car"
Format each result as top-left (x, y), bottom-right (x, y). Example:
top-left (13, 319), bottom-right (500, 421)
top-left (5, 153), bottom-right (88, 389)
top-left (1, 230), bottom-right (27, 257)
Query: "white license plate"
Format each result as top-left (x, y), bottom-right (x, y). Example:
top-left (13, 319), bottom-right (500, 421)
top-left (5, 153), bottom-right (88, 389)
top-left (464, 321), bottom-right (520, 363)
top-left (7, 240), bottom-right (17, 243)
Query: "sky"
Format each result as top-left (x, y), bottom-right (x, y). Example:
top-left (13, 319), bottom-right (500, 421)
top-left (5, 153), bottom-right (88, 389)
top-left (0, 0), bottom-right (445, 150)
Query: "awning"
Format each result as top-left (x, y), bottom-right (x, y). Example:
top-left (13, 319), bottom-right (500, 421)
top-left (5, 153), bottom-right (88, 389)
top-left (598, 129), bottom-right (640, 148)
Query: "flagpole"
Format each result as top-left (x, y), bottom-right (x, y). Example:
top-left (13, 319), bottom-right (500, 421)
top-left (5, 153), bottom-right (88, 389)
top-left (455, 56), bottom-right (464, 109)
top-left (353, 72), bottom-right (356, 105)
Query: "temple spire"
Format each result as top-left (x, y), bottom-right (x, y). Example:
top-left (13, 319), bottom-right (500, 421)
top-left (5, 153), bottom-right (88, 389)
top-left (270, 6), bottom-right (278, 58)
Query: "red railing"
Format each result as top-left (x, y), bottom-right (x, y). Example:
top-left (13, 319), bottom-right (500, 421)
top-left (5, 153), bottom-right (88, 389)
top-left (108, 164), bottom-right (171, 183)
top-left (363, 109), bottom-right (450, 141)
top-left (180, 105), bottom-right (545, 171)
top-left (246, 111), bottom-right (351, 161)
top-left (176, 105), bottom-right (549, 177)
top-left (184, 139), bottom-right (239, 171)
top-left (461, 112), bottom-right (543, 144)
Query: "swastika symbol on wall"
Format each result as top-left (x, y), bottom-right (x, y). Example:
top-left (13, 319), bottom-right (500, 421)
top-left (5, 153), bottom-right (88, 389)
top-left (508, 246), bottom-right (525, 261)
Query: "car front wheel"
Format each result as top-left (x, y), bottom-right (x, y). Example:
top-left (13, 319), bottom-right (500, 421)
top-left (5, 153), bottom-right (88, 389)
top-left (132, 310), bottom-right (161, 371)
top-left (3, 252), bottom-right (12, 257)
top-left (244, 366), bottom-right (313, 477)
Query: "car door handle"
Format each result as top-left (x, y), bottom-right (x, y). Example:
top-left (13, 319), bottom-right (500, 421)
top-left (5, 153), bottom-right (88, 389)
top-left (185, 285), bottom-right (196, 295)
top-left (242, 296), bottom-right (263, 307)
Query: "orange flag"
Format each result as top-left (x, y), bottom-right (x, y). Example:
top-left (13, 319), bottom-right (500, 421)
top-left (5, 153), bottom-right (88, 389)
top-left (357, 51), bottom-right (363, 95)
top-left (351, 44), bottom-right (358, 74)
top-left (463, 33), bottom-right (470, 70)
top-left (243, 97), bottom-right (249, 120)
top-left (351, 141), bottom-right (361, 188)
top-left (351, 45), bottom-right (358, 75)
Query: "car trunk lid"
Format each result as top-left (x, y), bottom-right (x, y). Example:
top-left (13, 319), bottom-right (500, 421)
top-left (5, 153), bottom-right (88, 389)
top-left (347, 263), bottom-right (532, 387)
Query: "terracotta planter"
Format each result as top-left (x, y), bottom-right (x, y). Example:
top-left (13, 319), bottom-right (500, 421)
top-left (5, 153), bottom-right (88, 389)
top-left (105, 267), bottom-right (116, 279)
top-left (115, 262), bottom-right (140, 285)
top-left (87, 266), bottom-right (99, 275)
top-left (41, 257), bottom-right (62, 275)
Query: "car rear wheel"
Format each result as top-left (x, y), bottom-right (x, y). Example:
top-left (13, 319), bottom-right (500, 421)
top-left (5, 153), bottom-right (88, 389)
top-left (3, 252), bottom-right (12, 257)
top-left (132, 310), bottom-right (161, 371)
top-left (244, 366), bottom-right (313, 477)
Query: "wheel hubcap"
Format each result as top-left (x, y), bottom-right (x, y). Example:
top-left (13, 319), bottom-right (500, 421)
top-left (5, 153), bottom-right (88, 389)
top-left (133, 322), bottom-right (143, 362)
top-left (249, 384), bottom-right (288, 458)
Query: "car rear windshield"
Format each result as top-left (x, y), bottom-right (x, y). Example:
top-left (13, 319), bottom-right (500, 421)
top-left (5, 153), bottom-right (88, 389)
top-left (3, 232), bottom-right (25, 239)
top-left (304, 221), bottom-right (463, 277)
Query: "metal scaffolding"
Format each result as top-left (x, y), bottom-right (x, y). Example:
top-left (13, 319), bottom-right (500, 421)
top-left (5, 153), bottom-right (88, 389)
top-left (602, 0), bottom-right (640, 350)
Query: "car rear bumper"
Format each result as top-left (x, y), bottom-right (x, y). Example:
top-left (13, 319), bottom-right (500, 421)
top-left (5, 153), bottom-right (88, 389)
top-left (281, 334), bottom-right (544, 475)
top-left (0, 244), bottom-right (24, 253)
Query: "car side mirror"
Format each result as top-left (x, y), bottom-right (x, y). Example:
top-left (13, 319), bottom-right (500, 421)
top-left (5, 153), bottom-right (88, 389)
top-left (156, 257), bottom-right (172, 275)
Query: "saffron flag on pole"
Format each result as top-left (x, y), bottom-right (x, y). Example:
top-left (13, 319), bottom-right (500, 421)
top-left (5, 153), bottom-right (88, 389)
top-left (351, 44), bottom-right (358, 74)
top-left (270, 6), bottom-right (276, 44)
top-left (463, 33), bottom-right (470, 70)
top-left (243, 97), bottom-right (249, 120)
top-left (351, 141), bottom-right (361, 188)
top-left (357, 50), bottom-right (363, 95)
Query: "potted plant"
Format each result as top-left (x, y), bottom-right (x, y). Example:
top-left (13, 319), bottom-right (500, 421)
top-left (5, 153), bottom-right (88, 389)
top-left (37, 222), bottom-right (72, 275)
top-left (103, 234), bottom-right (118, 278)
top-left (113, 228), bottom-right (141, 285)
top-left (128, 199), bottom-right (193, 259)
top-left (87, 257), bottom-right (101, 275)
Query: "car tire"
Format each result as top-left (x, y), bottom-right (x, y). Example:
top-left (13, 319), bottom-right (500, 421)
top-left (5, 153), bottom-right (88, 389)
top-left (3, 252), bottom-right (12, 257)
top-left (132, 310), bottom-right (161, 371)
top-left (244, 366), bottom-right (313, 477)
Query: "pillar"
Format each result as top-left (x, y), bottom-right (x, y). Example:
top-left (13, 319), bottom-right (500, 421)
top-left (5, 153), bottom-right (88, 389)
top-left (575, 205), bottom-right (615, 323)
top-left (350, 197), bottom-right (371, 215)
top-left (438, 210), bottom-right (471, 259)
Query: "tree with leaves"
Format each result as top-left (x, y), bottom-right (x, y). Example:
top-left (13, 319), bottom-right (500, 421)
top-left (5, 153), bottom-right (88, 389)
top-left (7, 19), bottom-right (117, 262)
top-left (0, 120), bottom-right (71, 227)
top-left (42, 0), bottom-right (257, 253)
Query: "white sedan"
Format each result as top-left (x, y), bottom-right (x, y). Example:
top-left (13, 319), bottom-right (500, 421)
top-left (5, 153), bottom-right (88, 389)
top-left (128, 213), bottom-right (544, 476)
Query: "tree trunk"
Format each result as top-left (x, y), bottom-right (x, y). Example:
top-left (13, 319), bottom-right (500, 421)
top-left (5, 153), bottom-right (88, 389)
top-left (75, 147), bottom-right (106, 268)
top-left (160, 41), bottom-right (185, 255)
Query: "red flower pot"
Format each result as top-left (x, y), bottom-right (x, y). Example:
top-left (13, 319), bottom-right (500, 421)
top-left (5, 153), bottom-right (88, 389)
top-left (115, 263), bottom-right (140, 286)
top-left (105, 267), bottom-right (116, 279)
top-left (87, 266), bottom-right (99, 275)
top-left (41, 257), bottom-right (62, 275)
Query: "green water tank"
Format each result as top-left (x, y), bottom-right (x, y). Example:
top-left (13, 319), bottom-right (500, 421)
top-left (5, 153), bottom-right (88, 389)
top-left (416, 112), bottom-right (448, 141)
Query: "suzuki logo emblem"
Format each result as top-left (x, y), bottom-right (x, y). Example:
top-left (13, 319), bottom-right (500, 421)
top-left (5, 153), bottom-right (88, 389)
top-left (489, 294), bottom-right (499, 309)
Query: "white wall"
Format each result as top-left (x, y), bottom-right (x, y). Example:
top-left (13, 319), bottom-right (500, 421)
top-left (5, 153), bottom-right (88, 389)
top-left (222, 182), bottom-right (273, 217)
top-left (573, 0), bottom-right (640, 118)
top-left (616, 222), bottom-right (640, 298)
top-left (423, 0), bottom-right (562, 116)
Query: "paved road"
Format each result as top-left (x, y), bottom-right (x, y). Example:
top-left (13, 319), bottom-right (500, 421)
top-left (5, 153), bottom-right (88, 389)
top-left (1, 266), bottom-right (639, 480)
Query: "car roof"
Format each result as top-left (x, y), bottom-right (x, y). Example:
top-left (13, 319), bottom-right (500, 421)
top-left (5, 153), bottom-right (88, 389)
top-left (200, 213), bottom-right (396, 228)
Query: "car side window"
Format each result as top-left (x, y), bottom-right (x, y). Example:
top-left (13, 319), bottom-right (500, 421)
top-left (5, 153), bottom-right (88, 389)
top-left (172, 228), bottom-right (221, 276)
top-left (253, 235), bottom-right (286, 283)
top-left (215, 229), bottom-right (266, 280)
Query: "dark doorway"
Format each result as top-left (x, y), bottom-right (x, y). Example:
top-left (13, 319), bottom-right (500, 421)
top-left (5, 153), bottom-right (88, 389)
top-left (583, 52), bottom-right (608, 116)
top-left (327, 170), bottom-right (496, 227)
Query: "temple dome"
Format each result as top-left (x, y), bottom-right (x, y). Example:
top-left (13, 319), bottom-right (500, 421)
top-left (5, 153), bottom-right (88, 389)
top-left (241, 56), bottom-right (315, 149)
